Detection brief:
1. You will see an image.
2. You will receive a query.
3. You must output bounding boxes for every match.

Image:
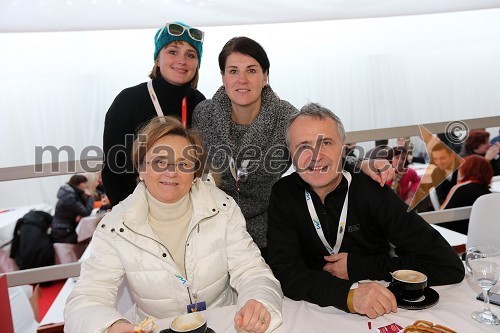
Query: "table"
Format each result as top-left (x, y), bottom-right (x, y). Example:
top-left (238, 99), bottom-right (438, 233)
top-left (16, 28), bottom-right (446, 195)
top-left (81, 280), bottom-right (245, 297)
top-left (155, 278), bottom-right (499, 333)
top-left (38, 248), bottom-right (92, 326)
top-left (409, 163), bottom-right (435, 184)
top-left (491, 175), bottom-right (500, 193)
top-left (431, 224), bottom-right (467, 254)
top-left (0, 204), bottom-right (52, 249)
top-left (75, 212), bottom-right (106, 243)
top-left (40, 271), bottom-right (500, 332)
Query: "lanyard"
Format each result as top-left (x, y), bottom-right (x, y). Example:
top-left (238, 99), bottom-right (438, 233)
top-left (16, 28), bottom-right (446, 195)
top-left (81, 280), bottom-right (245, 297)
top-left (305, 170), bottom-right (352, 255)
top-left (147, 79), bottom-right (187, 127)
top-left (173, 272), bottom-right (198, 303)
top-left (229, 157), bottom-right (249, 191)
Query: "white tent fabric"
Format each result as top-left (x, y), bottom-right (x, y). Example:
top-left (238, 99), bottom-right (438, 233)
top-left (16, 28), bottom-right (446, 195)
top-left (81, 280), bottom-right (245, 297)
top-left (1, 8), bottom-right (500, 207)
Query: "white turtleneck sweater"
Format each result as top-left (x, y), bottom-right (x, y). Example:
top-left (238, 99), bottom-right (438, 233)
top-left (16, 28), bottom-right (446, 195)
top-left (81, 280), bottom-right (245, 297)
top-left (146, 190), bottom-right (193, 276)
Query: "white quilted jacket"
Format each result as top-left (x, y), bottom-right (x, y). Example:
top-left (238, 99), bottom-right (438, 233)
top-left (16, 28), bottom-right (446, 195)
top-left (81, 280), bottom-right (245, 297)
top-left (64, 180), bottom-right (283, 332)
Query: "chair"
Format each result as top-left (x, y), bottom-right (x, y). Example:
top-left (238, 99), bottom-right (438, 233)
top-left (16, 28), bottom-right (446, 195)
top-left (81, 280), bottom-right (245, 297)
top-left (428, 186), bottom-right (441, 211)
top-left (37, 323), bottom-right (64, 333)
top-left (8, 285), bottom-right (39, 333)
top-left (466, 193), bottom-right (500, 250)
top-left (53, 243), bottom-right (87, 265)
top-left (0, 249), bottom-right (18, 273)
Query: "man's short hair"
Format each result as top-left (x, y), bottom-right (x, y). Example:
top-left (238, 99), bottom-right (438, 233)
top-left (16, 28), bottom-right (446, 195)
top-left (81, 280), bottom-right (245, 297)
top-left (431, 142), bottom-right (452, 154)
top-left (286, 102), bottom-right (346, 146)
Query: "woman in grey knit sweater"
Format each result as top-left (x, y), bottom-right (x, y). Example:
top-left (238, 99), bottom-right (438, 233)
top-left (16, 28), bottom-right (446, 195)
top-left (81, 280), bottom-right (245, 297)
top-left (193, 37), bottom-right (293, 253)
top-left (193, 37), bottom-right (392, 255)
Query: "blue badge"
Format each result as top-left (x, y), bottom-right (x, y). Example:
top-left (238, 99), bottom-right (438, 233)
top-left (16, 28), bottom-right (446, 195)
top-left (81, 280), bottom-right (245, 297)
top-left (187, 301), bottom-right (206, 313)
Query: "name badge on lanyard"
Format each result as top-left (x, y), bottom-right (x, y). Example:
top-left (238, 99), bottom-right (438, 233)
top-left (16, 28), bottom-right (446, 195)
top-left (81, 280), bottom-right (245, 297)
top-left (173, 273), bottom-right (206, 312)
top-left (305, 170), bottom-right (352, 254)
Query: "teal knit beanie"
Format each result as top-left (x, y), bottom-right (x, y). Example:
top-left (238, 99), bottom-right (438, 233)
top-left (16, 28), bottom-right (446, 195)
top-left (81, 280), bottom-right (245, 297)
top-left (154, 22), bottom-right (204, 67)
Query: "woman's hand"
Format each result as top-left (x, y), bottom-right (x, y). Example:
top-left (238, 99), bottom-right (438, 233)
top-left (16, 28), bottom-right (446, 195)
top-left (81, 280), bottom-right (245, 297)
top-left (360, 159), bottom-right (395, 186)
top-left (108, 320), bottom-right (136, 333)
top-left (485, 142), bottom-right (500, 161)
top-left (108, 319), bottom-right (154, 333)
top-left (234, 299), bottom-right (271, 333)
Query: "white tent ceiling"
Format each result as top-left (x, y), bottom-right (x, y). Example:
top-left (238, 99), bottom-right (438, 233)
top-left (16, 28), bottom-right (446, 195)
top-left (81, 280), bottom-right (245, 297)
top-left (1, 0), bottom-right (500, 32)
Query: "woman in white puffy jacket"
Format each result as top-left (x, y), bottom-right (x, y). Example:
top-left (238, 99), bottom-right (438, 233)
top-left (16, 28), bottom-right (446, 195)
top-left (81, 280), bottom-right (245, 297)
top-left (64, 116), bottom-right (283, 333)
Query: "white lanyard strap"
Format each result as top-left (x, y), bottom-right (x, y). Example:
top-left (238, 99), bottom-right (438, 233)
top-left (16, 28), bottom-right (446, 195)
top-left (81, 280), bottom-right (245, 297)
top-left (147, 79), bottom-right (166, 123)
top-left (305, 170), bottom-right (352, 254)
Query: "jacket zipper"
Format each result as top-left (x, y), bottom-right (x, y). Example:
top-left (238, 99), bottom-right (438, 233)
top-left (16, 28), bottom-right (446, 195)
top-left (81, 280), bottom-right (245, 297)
top-left (121, 210), bottom-right (220, 304)
top-left (184, 211), bottom-right (219, 304)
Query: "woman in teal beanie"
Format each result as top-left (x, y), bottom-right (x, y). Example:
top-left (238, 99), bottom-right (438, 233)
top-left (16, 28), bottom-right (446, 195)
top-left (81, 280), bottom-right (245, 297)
top-left (102, 22), bottom-right (206, 207)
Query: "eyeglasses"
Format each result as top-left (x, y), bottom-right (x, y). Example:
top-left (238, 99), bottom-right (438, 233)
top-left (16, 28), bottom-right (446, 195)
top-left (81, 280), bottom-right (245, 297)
top-left (145, 158), bottom-right (196, 173)
top-left (157, 23), bottom-right (204, 42)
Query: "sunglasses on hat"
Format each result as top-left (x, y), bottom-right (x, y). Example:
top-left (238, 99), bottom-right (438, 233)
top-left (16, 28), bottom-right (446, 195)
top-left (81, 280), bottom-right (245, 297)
top-left (157, 23), bottom-right (204, 42)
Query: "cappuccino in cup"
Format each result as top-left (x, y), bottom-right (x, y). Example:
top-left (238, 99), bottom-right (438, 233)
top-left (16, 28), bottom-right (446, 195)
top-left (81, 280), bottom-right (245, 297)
top-left (391, 269), bottom-right (428, 302)
top-left (168, 312), bottom-right (207, 333)
top-left (393, 270), bottom-right (427, 283)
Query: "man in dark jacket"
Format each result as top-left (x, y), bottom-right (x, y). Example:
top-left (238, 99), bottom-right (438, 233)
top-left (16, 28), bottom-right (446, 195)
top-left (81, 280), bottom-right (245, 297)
top-left (430, 142), bottom-right (462, 204)
top-left (266, 103), bottom-right (465, 319)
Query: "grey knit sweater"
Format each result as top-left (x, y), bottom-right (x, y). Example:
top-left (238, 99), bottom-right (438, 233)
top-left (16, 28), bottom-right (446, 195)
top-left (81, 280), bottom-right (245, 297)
top-left (193, 85), bottom-right (297, 248)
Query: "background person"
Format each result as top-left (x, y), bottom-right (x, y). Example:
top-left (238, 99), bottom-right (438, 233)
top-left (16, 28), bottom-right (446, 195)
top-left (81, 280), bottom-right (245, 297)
top-left (462, 129), bottom-right (500, 176)
top-left (430, 142), bottom-right (461, 205)
top-left (52, 175), bottom-right (94, 244)
top-left (387, 146), bottom-right (421, 205)
top-left (65, 116), bottom-right (282, 333)
top-left (102, 22), bottom-right (206, 207)
top-left (491, 128), bottom-right (500, 145)
top-left (267, 103), bottom-right (464, 319)
top-left (364, 139), bottom-right (392, 160)
top-left (439, 154), bottom-right (494, 234)
top-left (193, 36), bottom-right (394, 256)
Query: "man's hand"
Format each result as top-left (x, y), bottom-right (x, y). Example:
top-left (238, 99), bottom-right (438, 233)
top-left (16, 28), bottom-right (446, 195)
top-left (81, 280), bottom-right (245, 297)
top-left (323, 253), bottom-right (349, 280)
top-left (352, 282), bottom-right (397, 319)
top-left (234, 299), bottom-right (271, 333)
top-left (360, 159), bottom-right (395, 186)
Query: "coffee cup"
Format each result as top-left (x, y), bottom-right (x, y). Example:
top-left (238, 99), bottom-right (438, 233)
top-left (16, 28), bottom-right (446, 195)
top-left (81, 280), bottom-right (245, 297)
top-left (168, 312), bottom-right (207, 333)
top-left (390, 269), bottom-right (428, 302)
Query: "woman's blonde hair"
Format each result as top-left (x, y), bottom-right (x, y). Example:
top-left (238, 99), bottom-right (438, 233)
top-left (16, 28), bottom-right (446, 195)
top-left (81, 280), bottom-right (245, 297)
top-left (83, 172), bottom-right (100, 196)
top-left (132, 116), bottom-right (206, 179)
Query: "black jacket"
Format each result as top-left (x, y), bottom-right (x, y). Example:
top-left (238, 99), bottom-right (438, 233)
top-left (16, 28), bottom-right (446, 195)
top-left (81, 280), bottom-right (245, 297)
top-left (53, 184), bottom-right (94, 230)
top-left (431, 168), bottom-right (458, 204)
top-left (10, 210), bottom-right (55, 269)
top-left (101, 76), bottom-right (205, 206)
top-left (440, 182), bottom-right (491, 234)
top-left (267, 171), bottom-right (465, 312)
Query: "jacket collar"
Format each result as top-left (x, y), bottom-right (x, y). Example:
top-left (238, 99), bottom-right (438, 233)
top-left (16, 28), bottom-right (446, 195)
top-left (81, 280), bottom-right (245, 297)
top-left (121, 181), bottom-right (219, 236)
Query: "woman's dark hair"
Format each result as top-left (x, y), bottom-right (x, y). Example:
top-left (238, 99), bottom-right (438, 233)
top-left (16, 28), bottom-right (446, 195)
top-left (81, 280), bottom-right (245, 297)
top-left (465, 130), bottom-right (490, 154)
top-left (218, 37), bottom-right (270, 75)
top-left (460, 155), bottom-right (493, 186)
top-left (68, 175), bottom-right (88, 187)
